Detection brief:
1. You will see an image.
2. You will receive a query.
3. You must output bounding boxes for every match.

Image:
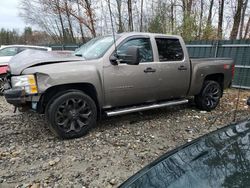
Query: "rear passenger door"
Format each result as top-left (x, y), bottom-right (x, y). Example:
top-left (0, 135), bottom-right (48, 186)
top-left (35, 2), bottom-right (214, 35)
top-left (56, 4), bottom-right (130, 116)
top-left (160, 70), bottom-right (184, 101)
top-left (155, 37), bottom-right (190, 99)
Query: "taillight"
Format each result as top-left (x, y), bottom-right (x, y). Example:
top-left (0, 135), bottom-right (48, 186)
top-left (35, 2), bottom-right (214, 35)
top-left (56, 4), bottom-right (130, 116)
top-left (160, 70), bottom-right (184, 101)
top-left (231, 64), bottom-right (235, 78)
top-left (0, 66), bottom-right (8, 74)
top-left (223, 64), bottom-right (235, 78)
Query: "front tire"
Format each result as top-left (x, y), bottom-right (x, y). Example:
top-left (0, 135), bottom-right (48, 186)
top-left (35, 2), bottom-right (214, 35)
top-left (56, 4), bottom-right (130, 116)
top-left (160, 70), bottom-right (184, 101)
top-left (195, 80), bottom-right (222, 111)
top-left (0, 77), bottom-right (5, 95)
top-left (46, 91), bottom-right (97, 139)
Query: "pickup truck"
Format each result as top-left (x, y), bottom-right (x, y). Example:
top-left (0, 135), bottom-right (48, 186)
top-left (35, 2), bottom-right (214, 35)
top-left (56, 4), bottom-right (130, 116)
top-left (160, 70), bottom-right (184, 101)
top-left (4, 32), bottom-right (234, 139)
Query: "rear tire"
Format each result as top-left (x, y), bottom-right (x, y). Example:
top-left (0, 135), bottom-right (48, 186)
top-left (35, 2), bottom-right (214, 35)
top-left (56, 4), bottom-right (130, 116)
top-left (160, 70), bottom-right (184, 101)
top-left (195, 80), bottom-right (222, 111)
top-left (46, 90), bottom-right (97, 139)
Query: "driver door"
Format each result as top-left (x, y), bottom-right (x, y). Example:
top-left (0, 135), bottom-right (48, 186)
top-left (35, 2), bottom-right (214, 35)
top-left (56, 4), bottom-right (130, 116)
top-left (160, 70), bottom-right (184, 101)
top-left (103, 36), bottom-right (159, 108)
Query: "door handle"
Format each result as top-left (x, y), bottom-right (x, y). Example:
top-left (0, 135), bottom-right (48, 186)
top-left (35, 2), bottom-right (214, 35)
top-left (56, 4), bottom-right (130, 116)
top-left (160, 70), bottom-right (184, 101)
top-left (178, 65), bottom-right (187, 71)
top-left (144, 67), bottom-right (156, 73)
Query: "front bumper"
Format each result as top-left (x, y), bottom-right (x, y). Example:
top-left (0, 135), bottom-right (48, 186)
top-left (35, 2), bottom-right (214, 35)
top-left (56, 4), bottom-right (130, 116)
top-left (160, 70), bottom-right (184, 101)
top-left (4, 88), bottom-right (26, 106)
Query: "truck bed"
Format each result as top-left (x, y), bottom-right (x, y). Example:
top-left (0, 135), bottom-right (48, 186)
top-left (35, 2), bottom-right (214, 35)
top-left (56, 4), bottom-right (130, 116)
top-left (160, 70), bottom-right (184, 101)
top-left (188, 57), bottom-right (234, 96)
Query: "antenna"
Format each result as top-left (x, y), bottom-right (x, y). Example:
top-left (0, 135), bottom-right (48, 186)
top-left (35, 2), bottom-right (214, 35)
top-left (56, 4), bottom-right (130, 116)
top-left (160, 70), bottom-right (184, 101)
top-left (107, 0), bottom-right (118, 55)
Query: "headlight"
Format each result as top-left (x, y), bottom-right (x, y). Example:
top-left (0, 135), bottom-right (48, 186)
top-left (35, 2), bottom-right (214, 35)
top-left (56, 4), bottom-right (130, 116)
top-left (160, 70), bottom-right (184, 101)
top-left (11, 75), bottom-right (38, 94)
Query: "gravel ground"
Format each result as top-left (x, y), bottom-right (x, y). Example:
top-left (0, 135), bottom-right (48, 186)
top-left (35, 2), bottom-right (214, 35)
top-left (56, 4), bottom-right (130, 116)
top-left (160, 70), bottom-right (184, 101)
top-left (0, 89), bottom-right (249, 188)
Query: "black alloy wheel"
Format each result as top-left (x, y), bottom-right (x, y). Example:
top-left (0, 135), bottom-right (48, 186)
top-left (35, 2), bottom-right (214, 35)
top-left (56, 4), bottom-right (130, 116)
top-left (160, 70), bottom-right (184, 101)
top-left (47, 91), bottom-right (97, 139)
top-left (195, 80), bottom-right (222, 111)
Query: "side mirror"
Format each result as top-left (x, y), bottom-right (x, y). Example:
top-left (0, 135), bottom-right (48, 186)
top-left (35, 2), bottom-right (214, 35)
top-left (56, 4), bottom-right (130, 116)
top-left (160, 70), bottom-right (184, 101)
top-left (110, 53), bottom-right (119, 65)
top-left (123, 46), bottom-right (140, 65)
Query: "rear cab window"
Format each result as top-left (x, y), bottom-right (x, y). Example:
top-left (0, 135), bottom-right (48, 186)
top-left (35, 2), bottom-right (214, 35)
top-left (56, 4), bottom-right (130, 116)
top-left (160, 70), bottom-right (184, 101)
top-left (155, 38), bottom-right (184, 62)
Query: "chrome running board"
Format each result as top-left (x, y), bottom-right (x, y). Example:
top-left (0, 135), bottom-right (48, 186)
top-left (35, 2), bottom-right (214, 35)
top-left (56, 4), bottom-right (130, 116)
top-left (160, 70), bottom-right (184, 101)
top-left (105, 99), bottom-right (189, 117)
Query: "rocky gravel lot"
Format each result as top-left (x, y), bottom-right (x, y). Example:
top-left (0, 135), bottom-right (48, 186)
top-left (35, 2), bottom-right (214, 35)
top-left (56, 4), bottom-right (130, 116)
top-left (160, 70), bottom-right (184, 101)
top-left (0, 89), bottom-right (249, 188)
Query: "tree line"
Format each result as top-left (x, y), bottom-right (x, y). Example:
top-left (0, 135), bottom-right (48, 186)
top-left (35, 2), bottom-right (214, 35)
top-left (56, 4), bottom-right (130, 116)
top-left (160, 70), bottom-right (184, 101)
top-left (0, 27), bottom-right (54, 45)
top-left (8, 0), bottom-right (250, 44)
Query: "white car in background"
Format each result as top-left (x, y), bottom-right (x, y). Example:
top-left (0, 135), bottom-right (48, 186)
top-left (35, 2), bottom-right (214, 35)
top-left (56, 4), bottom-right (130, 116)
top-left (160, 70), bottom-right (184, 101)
top-left (0, 45), bottom-right (52, 66)
top-left (0, 45), bottom-right (52, 94)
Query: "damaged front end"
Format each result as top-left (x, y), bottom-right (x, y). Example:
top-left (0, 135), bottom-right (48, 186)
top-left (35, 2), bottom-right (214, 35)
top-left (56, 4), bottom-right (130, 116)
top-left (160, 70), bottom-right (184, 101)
top-left (4, 70), bottom-right (42, 112)
top-left (3, 50), bottom-right (82, 112)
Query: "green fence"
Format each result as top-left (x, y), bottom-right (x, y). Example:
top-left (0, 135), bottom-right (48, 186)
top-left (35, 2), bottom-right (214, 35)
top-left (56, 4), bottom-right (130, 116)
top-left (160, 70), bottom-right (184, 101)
top-left (50, 39), bottom-right (250, 89)
top-left (186, 40), bottom-right (250, 89)
top-left (50, 44), bottom-right (81, 51)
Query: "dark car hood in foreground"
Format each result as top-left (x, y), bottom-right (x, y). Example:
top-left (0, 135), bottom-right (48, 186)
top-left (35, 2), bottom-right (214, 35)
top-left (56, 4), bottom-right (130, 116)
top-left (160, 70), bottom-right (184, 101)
top-left (120, 119), bottom-right (250, 188)
top-left (9, 50), bottom-right (83, 75)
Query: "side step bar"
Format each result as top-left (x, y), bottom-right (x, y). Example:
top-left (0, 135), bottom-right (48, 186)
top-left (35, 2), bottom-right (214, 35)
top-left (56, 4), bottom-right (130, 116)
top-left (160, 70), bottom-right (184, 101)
top-left (105, 99), bottom-right (189, 117)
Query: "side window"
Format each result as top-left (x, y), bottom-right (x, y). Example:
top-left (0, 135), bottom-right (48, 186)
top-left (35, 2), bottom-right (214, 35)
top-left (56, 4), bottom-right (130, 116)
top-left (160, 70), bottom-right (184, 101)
top-left (155, 38), bottom-right (184, 62)
top-left (0, 47), bottom-right (18, 57)
top-left (117, 38), bottom-right (153, 63)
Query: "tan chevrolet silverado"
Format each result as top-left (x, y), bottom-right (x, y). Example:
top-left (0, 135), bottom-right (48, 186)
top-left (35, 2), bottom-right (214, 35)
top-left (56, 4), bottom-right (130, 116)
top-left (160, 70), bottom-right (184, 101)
top-left (4, 32), bottom-right (234, 139)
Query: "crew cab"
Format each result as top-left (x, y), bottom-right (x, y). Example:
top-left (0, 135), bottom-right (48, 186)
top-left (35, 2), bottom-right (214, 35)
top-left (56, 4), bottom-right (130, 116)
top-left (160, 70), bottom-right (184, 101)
top-left (4, 32), bottom-right (234, 139)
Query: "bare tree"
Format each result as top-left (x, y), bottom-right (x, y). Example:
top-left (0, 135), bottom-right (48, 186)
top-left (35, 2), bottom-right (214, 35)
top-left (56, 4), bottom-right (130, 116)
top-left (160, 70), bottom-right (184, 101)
top-left (239, 0), bottom-right (248, 39)
top-left (20, 0), bottom-right (65, 43)
top-left (19, 0), bottom-right (250, 41)
top-left (115, 0), bottom-right (124, 33)
top-left (170, 0), bottom-right (176, 34)
top-left (140, 0), bottom-right (144, 32)
top-left (54, 0), bottom-right (67, 42)
top-left (76, 0), bottom-right (85, 43)
top-left (244, 16), bottom-right (250, 39)
top-left (207, 0), bottom-right (214, 26)
top-left (127, 0), bottom-right (134, 31)
top-left (217, 0), bottom-right (224, 39)
top-left (230, 0), bottom-right (244, 39)
top-left (64, 0), bottom-right (75, 42)
top-left (181, 0), bottom-right (194, 39)
top-left (198, 0), bottom-right (204, 39)
top-left (84, 0), bottom-right (96, 37)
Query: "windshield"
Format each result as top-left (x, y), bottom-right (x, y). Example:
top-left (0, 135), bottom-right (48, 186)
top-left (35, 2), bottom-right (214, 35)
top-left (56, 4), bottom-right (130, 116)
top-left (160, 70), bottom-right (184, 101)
top-left (75, 36), bottom-right (118, 60)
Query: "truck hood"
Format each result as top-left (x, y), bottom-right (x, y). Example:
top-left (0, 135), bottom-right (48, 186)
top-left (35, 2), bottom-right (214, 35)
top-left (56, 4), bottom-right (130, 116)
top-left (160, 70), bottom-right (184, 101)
top-left (9, 50), bottom-right (83, 75)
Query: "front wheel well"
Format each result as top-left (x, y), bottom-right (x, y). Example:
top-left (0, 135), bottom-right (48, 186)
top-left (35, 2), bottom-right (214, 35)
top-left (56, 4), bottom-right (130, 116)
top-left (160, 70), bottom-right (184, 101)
top-left (38, 83), bottom-right (99, 114)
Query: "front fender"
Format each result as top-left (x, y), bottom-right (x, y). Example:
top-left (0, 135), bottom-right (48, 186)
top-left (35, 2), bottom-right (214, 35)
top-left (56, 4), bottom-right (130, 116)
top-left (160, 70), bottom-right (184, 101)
top-left (22, 62), bottom-right (104, 106)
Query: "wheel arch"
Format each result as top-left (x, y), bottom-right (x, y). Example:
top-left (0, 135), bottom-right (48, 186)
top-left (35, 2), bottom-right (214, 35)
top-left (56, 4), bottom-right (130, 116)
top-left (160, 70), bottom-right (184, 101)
top-left (37, 83), bottom-right (101, 117)
top-left (204, 73), bottom-right (224, 90)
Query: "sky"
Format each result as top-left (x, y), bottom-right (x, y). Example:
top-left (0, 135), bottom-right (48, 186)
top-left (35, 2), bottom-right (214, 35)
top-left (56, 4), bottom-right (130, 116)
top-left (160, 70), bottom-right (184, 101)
top-left (0, 0), bottom-right (27, 31)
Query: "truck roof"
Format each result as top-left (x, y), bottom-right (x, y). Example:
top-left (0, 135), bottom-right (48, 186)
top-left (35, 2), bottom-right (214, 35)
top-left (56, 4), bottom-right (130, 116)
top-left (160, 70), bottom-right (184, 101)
top-left (119, 32), bottom-right (182, 39)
